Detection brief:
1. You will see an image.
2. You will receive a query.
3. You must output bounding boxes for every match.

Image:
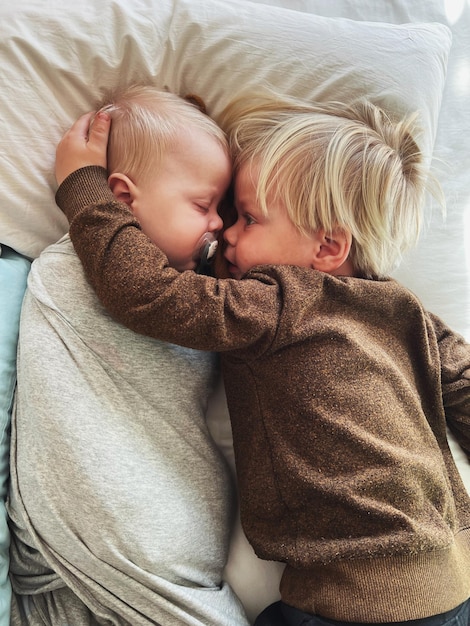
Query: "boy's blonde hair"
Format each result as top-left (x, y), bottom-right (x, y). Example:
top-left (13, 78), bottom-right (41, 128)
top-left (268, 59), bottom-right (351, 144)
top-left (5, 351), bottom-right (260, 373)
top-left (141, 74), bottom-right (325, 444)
top-left (96, 85), bottom-right (228, 183)
top-left (219, 95), bottom-right (440, 278)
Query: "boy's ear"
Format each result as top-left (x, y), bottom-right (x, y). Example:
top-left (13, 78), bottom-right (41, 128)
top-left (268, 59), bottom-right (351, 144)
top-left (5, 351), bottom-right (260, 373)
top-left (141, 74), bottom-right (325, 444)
top-left (312, 229), bottom-right (352, 275)
top-left (108, 173), bottom-right (135, 208)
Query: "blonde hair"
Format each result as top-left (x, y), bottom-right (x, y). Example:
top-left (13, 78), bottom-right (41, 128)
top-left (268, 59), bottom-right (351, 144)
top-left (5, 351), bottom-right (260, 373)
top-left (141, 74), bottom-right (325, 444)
top-left (95, 85), bottom-right (228, 183)
top-left (219, 95), bottom-right (441, 278)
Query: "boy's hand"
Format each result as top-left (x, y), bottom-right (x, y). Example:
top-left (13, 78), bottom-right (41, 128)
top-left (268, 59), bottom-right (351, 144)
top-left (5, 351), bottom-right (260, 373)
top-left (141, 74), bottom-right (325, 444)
top-left (55, 111), bottom-right (111, 185)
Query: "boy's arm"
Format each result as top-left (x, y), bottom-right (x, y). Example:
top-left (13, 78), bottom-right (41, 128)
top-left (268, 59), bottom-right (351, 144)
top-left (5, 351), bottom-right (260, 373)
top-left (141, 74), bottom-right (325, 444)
top-left (430, 312), bottom-right (470, 458)
top-left (54, 116), bottom-right (279, 354)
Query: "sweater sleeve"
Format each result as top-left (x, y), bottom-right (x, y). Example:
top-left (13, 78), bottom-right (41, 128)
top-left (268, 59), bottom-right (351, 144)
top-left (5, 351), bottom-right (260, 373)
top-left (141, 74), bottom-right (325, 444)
top-left (430, 312), bottom-right (470, 458)
top-left (55, 167), bottom-right (280, 355)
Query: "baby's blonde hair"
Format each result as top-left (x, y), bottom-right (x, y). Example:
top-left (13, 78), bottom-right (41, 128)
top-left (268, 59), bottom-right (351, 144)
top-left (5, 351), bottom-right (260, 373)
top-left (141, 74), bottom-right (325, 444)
top-left (96, 85), bottom-right (228, 183)
top-left (219, 95), bottom-right (441, 278)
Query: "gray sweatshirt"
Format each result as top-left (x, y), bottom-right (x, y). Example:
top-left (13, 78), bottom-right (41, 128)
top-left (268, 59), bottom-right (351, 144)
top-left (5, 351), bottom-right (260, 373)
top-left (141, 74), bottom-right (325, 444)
top-left (8, 235), bottom-right (249, 626)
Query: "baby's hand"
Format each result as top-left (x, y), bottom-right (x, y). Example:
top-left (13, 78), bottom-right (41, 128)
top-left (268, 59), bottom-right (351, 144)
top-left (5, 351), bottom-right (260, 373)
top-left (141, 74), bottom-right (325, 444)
top-left (55, 111), bottom-right (111, 185)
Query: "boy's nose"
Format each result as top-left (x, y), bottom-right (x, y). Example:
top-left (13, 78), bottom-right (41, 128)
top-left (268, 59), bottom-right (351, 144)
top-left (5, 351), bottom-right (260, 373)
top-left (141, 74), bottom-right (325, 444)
top-left (223, 223), bottom-right (237, 245)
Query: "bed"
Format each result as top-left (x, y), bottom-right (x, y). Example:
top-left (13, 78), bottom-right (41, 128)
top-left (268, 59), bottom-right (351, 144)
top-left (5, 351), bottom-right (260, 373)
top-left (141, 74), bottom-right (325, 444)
top-left (0, 0), bottom-right (468, 623)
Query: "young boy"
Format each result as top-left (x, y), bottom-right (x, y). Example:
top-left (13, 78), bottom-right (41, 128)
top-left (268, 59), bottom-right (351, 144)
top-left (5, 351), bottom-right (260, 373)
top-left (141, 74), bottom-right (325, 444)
top-left (55, 94), bottom-right (470, 626)
top-left (8, 86), bottom-right (253, 626)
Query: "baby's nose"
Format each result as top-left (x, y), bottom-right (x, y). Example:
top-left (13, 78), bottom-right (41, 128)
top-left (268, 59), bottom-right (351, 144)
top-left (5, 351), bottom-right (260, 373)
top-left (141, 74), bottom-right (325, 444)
top-left (212, 212), bottom-right (224, 233)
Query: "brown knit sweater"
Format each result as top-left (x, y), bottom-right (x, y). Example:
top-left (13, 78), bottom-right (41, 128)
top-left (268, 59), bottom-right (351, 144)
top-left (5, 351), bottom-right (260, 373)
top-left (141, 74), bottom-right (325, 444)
top-left (56, 166), bottom-right (470, 622)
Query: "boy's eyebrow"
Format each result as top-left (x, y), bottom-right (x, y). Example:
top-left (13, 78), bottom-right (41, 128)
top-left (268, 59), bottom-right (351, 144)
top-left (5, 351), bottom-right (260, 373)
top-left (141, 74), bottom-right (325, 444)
top-left (234, 194), bottom-right (248, 209)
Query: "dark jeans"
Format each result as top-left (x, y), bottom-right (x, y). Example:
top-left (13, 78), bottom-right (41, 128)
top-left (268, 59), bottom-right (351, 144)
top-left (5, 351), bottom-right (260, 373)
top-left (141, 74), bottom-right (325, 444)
top-left (254, 599), bottom-right (470, 626)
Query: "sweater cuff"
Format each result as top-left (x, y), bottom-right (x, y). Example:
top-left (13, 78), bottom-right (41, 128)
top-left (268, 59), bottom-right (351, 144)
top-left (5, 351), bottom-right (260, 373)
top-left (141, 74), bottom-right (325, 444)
top-left (55, 166), bottom-right (115, 223)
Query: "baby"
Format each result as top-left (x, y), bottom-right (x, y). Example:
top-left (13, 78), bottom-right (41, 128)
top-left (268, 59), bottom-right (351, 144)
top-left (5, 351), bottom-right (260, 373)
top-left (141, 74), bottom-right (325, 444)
top-left (8, 85), bottom-right (250, 626)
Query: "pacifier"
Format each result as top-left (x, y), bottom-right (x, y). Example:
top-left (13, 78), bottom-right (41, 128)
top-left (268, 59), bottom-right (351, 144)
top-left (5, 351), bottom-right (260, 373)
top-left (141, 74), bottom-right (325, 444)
top-left (194, 232), bottom-right (218, 275)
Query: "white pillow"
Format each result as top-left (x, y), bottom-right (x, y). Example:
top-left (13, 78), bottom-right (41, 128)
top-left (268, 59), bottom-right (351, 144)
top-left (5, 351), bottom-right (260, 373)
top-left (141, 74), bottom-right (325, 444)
top-left (0, 0), bottom-right (451, 259)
